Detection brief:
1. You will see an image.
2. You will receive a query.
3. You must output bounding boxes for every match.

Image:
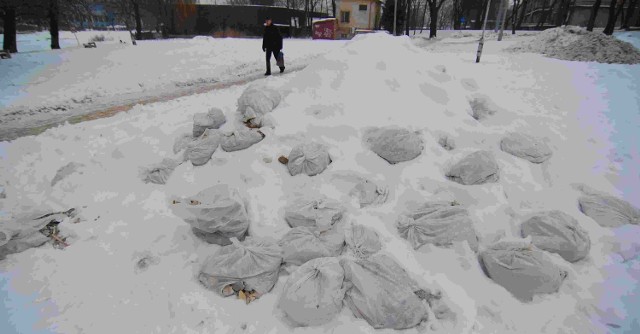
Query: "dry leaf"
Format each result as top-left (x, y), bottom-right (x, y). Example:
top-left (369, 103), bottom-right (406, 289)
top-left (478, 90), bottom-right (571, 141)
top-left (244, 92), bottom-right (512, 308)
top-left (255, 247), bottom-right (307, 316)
top-left (278, 156), bottom-right (289, 164)
top-left (222, 285), bottom-right (234, 297)
top-left (190, 200), bottom-right (201, 205)
top-left (238, 290), bottom-right (246, 301)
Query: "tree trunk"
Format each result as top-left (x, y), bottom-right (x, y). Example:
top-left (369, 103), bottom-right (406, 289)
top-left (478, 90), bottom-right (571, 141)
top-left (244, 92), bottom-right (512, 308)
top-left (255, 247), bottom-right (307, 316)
top-left (622, 0), bottom-right (638, 29)
top-left (476, 0), bottom-right (489, 29)
top-left (420, 1), bottom-right (429, 32)
top-left (540, 0), bottom-right (560, 28)
top-left (332, 0), bottom-right (336, 17)
top-left (133, 0), bottom-right (142, 39)
top-left (2, 7), bottom-right (18, 53)
top-left (50, 0), bottom-right (61, 50)
top-left (587, 0), bottom-right (602, 31)
top-left (404, 0), bottom-right (410, 35)
top-left (429, 1), bottom-right (438, 37)
top-left (536, 0), bottom-right (549, 28)
top-left (614, 0), bottom-right (627, 28)
top-left (603, 0), bottom-right (618, 34)
top-left (516, 0), bottom-right (529, 29)
top-left (510, 0), bottom-right (518, 34)
top-left (554, 0), bottom-right (570, 26)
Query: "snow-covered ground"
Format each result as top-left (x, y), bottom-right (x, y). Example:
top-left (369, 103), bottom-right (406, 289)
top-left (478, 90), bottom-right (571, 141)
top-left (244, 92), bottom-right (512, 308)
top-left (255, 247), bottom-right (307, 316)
top-left (1, 30), bottom-right (639, 334)
top-left (0, 31), bottom-right (346, 140)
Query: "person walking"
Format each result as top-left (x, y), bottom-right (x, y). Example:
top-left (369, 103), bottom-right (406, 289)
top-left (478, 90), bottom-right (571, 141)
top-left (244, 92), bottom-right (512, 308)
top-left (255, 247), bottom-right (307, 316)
top-left (262, 17), bottom-right (284, 76)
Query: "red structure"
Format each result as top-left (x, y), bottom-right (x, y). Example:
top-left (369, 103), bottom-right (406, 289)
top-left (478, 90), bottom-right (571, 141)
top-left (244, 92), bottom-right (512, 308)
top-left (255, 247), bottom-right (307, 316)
top-left (312, 18), bottom-right (337, 40)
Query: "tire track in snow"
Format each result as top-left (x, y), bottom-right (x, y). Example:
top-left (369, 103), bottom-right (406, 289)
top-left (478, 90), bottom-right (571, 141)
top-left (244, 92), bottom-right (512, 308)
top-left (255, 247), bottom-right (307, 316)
top-left (0, 64), bottom-right (307, 142)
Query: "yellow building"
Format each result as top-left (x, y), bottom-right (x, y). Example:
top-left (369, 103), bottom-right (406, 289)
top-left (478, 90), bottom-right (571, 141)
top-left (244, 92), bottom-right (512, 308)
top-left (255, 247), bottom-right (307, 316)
top-left (335, 0), bottom-right (382, 39)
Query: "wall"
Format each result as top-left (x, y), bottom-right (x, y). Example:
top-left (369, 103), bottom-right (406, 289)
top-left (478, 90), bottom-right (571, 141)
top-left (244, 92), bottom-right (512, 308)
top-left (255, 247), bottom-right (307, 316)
top-left (173, 5), bottom-right (328, 37)
top-left (336, 0), bottom-right (379, 38)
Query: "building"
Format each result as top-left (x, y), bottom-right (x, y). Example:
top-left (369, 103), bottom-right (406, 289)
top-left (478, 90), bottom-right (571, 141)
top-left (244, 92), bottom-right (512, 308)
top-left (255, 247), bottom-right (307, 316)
top-left (172, 4), bottom-right (328, 37)
top-left (335, 0), bottom-right (382, 38)
top-left (519, 0), bottom-right (640, 29)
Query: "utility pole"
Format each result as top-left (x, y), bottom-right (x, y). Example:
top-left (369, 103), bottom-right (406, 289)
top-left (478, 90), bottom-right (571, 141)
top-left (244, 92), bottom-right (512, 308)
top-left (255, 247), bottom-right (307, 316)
top-left (476, 0), bottom-right (492, 63)
top-left (394, 0), bottom-right (398, 35)
top-left (498, 0), bottom-right (509, 40)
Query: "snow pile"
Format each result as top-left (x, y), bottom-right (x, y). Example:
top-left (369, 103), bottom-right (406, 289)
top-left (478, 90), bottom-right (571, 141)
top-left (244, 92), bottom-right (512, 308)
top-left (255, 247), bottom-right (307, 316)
top-left (2, 31), bottom-right (640, 333)
top-left (507, 26), bottom-right (640, 64)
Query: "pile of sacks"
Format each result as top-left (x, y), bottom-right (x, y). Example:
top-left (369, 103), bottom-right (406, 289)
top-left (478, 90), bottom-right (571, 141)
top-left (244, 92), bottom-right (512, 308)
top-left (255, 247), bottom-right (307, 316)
top-left (278, 221), bottom-right (454, 330)
top-left (395, 198), bottom-right (591, 302)
top-left (479, 209), bottom-right (592, 301)
top-left (141, 89), bottom-right (273, 184)
top-left (171, 189), bottom-right (456, 329)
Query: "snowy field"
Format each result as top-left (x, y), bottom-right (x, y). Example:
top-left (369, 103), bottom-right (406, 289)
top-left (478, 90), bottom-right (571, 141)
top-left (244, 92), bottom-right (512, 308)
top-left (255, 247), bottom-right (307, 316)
top-left (1, 30), bottom-right (640, 334)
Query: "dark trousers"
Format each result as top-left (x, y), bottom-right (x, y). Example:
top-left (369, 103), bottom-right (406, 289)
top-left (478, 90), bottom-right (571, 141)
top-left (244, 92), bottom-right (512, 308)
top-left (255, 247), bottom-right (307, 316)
top-left (265, 48), bottom-right (280, 74)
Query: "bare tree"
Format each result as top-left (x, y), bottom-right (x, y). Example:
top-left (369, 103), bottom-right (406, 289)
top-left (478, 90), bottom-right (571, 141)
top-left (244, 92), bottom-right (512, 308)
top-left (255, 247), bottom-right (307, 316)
top-left (50, 0), bottom-right (60, 49)
top-left (451, 0), bottom-right (463, 29)
top-left (621, 0), bottom-right (637, 29)
top-left (425, 0), bottom-right (447, 37)
top-left (603, 0), bottom-right (621, 34)
top-left (537, 0), bottom-right (559, 28)
top-left (587, 0), bottom-right (602, 31)
top-left (0, 0), bottom-right (21, 52)
top-left (554, 0), bottom-right (571, 26)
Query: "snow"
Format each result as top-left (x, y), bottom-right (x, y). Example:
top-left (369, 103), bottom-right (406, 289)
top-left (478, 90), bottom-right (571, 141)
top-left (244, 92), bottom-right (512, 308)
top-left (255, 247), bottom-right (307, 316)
top-left (506, 26), bottom-right (640, 64)
top-left (1, 30), bottom-right (640, 334)
top-left (0, 33), bottom-right (346, 140)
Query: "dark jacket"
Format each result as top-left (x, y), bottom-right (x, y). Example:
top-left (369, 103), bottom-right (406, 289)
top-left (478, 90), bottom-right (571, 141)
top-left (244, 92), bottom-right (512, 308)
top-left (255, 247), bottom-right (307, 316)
top-left (262, 24), bottom-right (282, 51)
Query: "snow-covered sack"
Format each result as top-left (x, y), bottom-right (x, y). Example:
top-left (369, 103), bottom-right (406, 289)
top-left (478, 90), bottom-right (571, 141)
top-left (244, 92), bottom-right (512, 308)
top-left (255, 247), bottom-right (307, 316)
top-left (199, 238), bottom-right (282, 295)
top-left (349, 179), bottom-right (388, 207)
top-left (341, 253), bottom-right (429, 329)
top-left (220, 128), bottom-right (264, 152)
top-left (139, 158), bottom-right (181, 184)
top-left (287, 142), bottom-right (332, 176)
top-left (446, 150), bottom-right (499, 185)
top-left (345, 224), bottom-right (382, 258)
top-left (184, 129), bottom-right (220, 166)
top-left (284, 197), bottom-right (344, 229)
top-left (364, 127), bottom-right (424, 164)
top-left (279, 225), bottom-right (345, 266)
top-left (1, 209), bottom-right (73, 259)
top-left (520, 211), bottom-right (590, 262)
top-left (237, 85), bottom-right (281, 122)
top-left (279, 257), bottom-right (346, 326)
top-left (397, 201), bottom-right (479, 252)
top-left (468, 94), bottom-right (498, 120)
top-left (193, 108), bottom-right (226, 137)
top-left (170, 185), bottom-right (249, 245)
top-left (479, 240), bottom-right (568, 301)
top-left (578, 193), bottom-right (640, 227)
top-left (173, 133), bottom-right (193, 154)
top-left (500, 132), bottom-right (553, 163)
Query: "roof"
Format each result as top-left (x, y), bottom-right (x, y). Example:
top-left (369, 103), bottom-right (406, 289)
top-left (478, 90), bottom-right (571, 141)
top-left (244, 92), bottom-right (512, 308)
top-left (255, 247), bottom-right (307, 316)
top-left (312, 18), bottom-right (337, 24)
